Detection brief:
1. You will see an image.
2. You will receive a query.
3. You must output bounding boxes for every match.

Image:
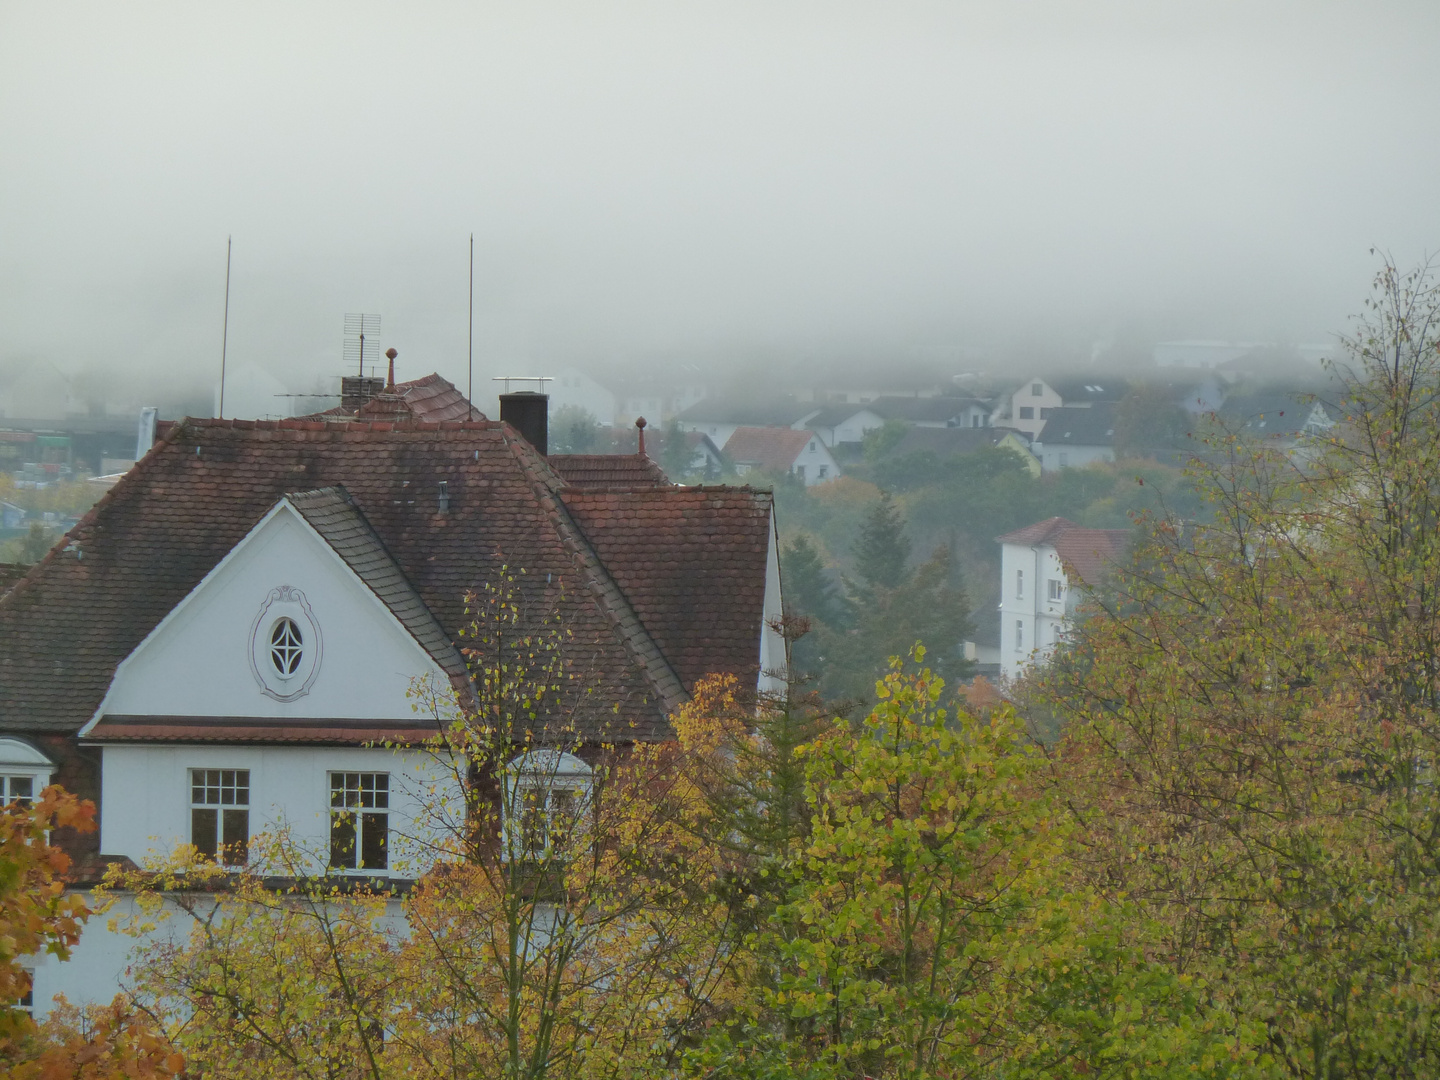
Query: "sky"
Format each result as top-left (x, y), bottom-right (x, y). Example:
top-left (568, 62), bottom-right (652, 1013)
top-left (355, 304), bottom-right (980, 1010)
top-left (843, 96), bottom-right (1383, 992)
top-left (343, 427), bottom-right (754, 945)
top-left (2, 0), bottom-right (1439, 411)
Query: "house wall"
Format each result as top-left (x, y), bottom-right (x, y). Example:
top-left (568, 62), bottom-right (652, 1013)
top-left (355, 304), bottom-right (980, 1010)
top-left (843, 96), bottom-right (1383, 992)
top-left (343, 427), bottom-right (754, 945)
top-left (97, 506), bottom-right (447, 722)
top-left (549, 368), bottom-right (618, 427)
top-left (803, 409), bottom-right (883, 447)
top-left (1034, 443), bottom-right (1115, 473)
top-left (96, 743), bottom-right (456, 876)
top-left (998, 542), bottom-right (1070, 679)
top-left (1004, 380), bottom-right (1064, 438)
top-left (790, 437), bottom-right (841, 486)
top-left (757, 513), bottom-right (787, 695)
top-left (676, 420), bottom-right (742, 448)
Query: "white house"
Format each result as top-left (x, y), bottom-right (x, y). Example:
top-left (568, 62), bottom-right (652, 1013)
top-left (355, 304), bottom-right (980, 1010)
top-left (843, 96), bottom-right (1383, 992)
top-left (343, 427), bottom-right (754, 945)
top-left (991, 377), bottom-right (1129, 438)
top-left (723, 426), bottom-right (842, 486)
top-left (1031, 402), bottom-right (1118, 472)
top-left (0, 396), bottom-right (784, 1017)
top-left (996, 516), bottom-right (1129, 679)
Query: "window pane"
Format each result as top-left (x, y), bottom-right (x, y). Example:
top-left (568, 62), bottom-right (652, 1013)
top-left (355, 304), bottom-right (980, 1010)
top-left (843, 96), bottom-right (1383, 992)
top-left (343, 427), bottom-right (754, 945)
top-left (221, 809), bottom-right (249, 866)
top-left (330, 812), bottom-right (357, 869)
top-left (192, 808), bottom-right (218, 860)
top-left (360, 812), bottom-right (388, 870)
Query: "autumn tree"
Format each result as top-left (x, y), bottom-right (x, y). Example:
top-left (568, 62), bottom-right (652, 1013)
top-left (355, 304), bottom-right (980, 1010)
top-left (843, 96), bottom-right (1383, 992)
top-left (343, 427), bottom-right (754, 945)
top-left (1035, 255), bottom-right (1440, 1079)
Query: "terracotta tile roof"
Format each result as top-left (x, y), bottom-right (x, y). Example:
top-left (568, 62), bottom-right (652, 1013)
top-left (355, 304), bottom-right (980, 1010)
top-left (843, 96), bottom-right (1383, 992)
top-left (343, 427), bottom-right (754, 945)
top-left (285, 487), bottom-right (467, 684)
top-left (85, 715), bottom-right (442, 746)
top-left (0, 417), bottom-right (771, 740)
top-left (547, 454), bottom-right (669, 488)
top-left (996, 516), bottom-right (1129, 586)
top-left (561, 486), bottom-right (773, 691)
top-left (310, 373), bottom-right (486, 423)
top-left (723, 427), bottom-right (816, 470)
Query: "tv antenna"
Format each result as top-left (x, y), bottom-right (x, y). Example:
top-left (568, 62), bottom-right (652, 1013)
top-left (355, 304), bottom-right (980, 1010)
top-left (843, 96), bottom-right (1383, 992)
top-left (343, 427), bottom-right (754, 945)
top-left (343, 313), bottom-right (382, 377)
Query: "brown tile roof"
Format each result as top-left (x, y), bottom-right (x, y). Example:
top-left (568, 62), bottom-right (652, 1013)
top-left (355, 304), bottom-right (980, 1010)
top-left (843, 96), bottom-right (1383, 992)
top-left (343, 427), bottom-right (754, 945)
top-left (311, 373), bottom-right (486, 423)
top-left (561, 486), bottom-right (773, 691)
top-left (85, 715), bottom-right (442, 746)
top-left (547, 454), bottom-right (669, 488)
top-left (0, 418), bottom-right (772, 740)
top-left (995, 516), bottom-right (1129, 586)
top-left (723, 426), bottom-right (815, 470)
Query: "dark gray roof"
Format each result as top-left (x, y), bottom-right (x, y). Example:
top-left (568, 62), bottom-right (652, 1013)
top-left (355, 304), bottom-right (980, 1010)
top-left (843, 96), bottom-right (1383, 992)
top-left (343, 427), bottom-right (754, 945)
top-left (675, 395), bottom-right (818, 427)
top-left (884, 425), bottom-right (1030, 459)
top-left (1216, 392), bottom-right (1335, 438)
top-left (806, 404), bottom-right (882, 428)
top-left (286, 487), bottom-right (467, 680)
top-left (870, 396), bottom-right (989, 423)
top-left (1036, 402), bottom-right (1117, 447)
top-left (1047, 378), bottom-right (1131, 403)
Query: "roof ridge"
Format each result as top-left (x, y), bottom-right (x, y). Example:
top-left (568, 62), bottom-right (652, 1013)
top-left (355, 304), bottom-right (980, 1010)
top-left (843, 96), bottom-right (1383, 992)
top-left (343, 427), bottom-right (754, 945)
top-left (500, 428), bottom-right (690, 716)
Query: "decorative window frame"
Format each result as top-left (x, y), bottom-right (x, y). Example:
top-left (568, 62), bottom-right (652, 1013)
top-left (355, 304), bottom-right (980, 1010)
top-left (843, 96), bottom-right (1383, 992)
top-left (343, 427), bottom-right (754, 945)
top-left (248, 585), bottom-right (323, 702)
top-left (0, 737), bottom-right (54, 806)
top-left (502, 750), bottom-right (593, 862)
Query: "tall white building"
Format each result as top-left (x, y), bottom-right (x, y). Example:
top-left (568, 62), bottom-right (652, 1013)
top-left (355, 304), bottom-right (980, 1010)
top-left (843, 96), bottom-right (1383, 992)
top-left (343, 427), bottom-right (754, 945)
top-left (996, 517), bottom-right (1129, 679)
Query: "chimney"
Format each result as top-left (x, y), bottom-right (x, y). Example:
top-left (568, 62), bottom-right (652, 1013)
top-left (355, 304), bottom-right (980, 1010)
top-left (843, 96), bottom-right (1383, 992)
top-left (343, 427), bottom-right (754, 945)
top-left (499, 391), bottom-right (549, 455)
top-left (136, 407), bottom-right (158, 460)
top-left (341, 376), bottom-right (385, 412)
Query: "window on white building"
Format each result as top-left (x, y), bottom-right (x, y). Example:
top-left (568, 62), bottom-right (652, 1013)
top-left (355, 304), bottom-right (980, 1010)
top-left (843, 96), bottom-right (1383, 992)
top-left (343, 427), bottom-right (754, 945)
top-left (818, 465), bottom-right (828, 479)
top-left (1015, 569), bottom-right (1024, 599)
top-left (270, 617), bottom-right (304, 675)
top-left (330, 772), bottom-right (389, 872)
top-left (1015, 620), bottom-right (1024, 651)
top-left (14, 970), bottom-right (33, 1016)
top-left (505, 750), bottom-right (592, 861)
top-left (1, 775), bottom-right (34, 808)
top-left (1018, 406), bottom-right (1034, 420)
top-left (191, 769), bottom-right (250, 866)
top-left (1047, 578), bottom-right (1063, 601)
top-left (1031, 382), bottom-right (1043, 396)
top-left (795, 465), bottom-right (806, 481)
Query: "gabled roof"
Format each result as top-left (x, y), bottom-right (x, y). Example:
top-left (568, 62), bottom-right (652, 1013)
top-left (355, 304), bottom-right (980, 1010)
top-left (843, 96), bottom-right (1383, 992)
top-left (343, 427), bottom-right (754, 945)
top-left (0, 418), bottom-right (774, 739)
top-left (804, 404), bottom-right (883, 429)
top-left (1217, 391), bottom-right (1334, 437)
top-left (724, 426), bottom-right (817, 469)
top-left (547, 454), bottom-right (669, 487)
top-left (285, 487), bottom-right (466, 681)
top-left (1036, 402), bottom-right (1117, 447)
top-left (995, 516), bottom-right (1129, 586)
top-left (870, 396), bottom-right (988, 423)
top-left (1047, 378), bottom-right (1131, 403)
top-left (884, 426), bottom-right (1030, 459)
top-left (676, 395), bottom-right (818, 428)
top-left (311, 373), bottom-right (486, 423)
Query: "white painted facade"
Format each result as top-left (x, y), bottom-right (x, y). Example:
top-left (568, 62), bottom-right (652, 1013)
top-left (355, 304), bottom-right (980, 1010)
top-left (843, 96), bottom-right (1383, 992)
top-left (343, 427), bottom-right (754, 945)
top-left (756, 513), bottom-right (788, 695)
top-left (997, 541), bottom-right (1072, 679)
top-left (802, 408), bottom-right (883, 447)
top-left (994, 379), bottom-right (1064, 438)
top-left (789, 436), bottom-right (842, 486)
top-left (1032, 442), bottom-right (1115, 473)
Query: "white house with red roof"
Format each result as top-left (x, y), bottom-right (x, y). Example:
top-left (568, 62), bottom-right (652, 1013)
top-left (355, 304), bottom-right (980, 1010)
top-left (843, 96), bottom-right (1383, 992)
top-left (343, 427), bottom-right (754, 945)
top-left (996, 516), bottom-right (1129, 678)
top-left (723, 427), bottom-right (841, 486)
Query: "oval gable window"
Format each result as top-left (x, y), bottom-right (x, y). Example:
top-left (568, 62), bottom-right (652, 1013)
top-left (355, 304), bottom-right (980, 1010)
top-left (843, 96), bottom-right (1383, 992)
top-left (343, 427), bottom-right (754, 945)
top-left (269, 617), bottom-right (304, 676)
top-left (249, 587), bottom-right (322, 701)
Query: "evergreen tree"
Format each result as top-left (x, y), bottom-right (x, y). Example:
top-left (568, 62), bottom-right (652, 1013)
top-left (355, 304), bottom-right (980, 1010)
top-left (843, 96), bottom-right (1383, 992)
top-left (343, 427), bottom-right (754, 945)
top-left (780, 534), bottom-right (840, 627)
top-left (852, 492), bottom-right (911, 590)
top-left (550, 405), bottom-right (600, 454)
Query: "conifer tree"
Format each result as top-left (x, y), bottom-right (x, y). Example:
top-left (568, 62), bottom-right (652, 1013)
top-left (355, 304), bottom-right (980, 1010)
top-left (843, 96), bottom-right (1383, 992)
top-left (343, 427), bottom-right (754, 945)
top-left (852, 491), bottom-right (911, 590)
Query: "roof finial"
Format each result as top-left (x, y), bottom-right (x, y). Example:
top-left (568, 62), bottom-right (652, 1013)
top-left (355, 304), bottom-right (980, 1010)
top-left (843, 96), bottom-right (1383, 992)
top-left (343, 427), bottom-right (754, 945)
top-left (385, 347), bottom-right (398, 390)
top-left (635, 416), bottom-right (647, 456)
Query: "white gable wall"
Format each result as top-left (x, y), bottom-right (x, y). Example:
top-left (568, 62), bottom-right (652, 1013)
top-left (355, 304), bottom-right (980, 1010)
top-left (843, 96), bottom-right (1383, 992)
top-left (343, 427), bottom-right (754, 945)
top-left (757, 510), bottom-right (787, 695)
top-left (789, 437), bottom-right (842, 486)
top-left (998, 542), bottom-right (1070, 679)
top-left (97, 504), bottom-right (448, 721)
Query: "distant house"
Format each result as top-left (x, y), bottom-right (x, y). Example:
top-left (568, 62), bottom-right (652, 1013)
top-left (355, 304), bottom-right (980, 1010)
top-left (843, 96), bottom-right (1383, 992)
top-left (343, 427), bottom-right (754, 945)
top-left (880, 426), bottom-right (1041, 478)
top-left (871, 395), bottom-right (991, 429)
top-left (676, 396), bottom-right (821, 448)
top-left (992, 377), bottom-right (1129, 438)
top-left (548, 367), bottom-right (708, 429)
top-left (802, 405), bottom-right (885, 448)
top-left (723, 427), bottom-right (841, 486)
top-left (1032, 402), bottom-right (1117, 472)
top-left (1, 501), bottom-right (25, 531)
top-left (996, 516), bottom-right (1129, 679)
top-left (1217, 391), bottom-right (1336, 439)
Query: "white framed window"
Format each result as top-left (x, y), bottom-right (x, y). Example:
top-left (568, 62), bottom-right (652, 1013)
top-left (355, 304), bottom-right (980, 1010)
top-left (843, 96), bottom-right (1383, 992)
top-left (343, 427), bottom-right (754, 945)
top-left (1018, 406), bottom-right (1034, 420)
top-left (795, 465), bottom-right (806, 480)
top-left (818, 465), bottom-right (828, 479)
top-left (1015, 619), bottom-right (1024, 651)
top-left (330, 772), bottom-right (389, 871)
top-left (14, 969), bottom-right (33, 1016)
top-left (191, 769), bottom-right (250, 866)
top-left (0, 738), bottom-right (53, 808)
top-left (249, 586), bottom-right (323, 702)
top-left (1031, 382), bottom-right (1043, 396)
top-left (1015, 569), bottom-right (1024, 599)
top-left (504, 750), bottom-right (592, 861)
top-left (269, 617), bottom-right (304, 675)
top-left (1047, 578), bottom-right (1063, 602)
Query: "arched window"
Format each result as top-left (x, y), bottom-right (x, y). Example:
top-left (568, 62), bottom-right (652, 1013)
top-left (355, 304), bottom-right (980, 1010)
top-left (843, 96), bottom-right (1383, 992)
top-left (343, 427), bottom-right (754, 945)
top-left (503, 750), bottom-right (592, 861)
top-left (0, 738), bottom-right (54, 808)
